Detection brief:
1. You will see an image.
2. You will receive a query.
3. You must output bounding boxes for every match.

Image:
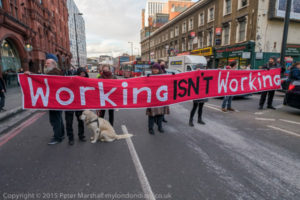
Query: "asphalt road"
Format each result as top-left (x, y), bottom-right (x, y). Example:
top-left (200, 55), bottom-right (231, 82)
top-left (0, 92), bottom-right (299, 200)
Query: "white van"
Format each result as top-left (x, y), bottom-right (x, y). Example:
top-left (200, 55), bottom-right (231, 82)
top-left (168, 55), bottom-right (207, 73)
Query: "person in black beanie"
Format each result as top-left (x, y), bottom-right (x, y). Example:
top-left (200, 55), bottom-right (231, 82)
top-left (259, 57), bottom-right (279, 110)
top-left (64, 67), bottom-right (88, 145)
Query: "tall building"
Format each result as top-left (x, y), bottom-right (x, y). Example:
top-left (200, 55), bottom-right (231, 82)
top-left (0, 0), bottom-right (71, 88)
top-left (67, 0), bottom-right (87, 68)
top-left (167, 0), bottom-right (194, 20)
top-left (144, 0), bottom-right (167, 27)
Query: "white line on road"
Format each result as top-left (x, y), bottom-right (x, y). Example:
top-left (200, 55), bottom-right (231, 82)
top-left (255, 118), bottom-right (276, 121)
top-left (121, 125), bottom-right (156, 200)
top-left (205, 105), bottom-right (222, 112)
top-left (279, 119), bottom-right (300, 125)
top-left (267, 125), bottom-right (300, 137)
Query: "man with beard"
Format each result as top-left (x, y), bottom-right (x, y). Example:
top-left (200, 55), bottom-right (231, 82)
top-left (25, 58), bottom-right (65, 145)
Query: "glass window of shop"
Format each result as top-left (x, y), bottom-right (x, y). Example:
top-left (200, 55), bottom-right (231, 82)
top-left (0, 0), bottom-right (2, 8)
top-left (1, 40), bottom-right (22, 88)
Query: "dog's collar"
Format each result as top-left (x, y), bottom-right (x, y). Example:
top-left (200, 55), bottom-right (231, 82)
top-left (87, 118), bottom-right (99, 126)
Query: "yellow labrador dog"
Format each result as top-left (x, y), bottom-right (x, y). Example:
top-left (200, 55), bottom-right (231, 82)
top-left (80, 110), bottom-right (133, 143)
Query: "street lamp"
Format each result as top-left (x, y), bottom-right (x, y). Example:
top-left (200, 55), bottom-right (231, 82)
top-left (128, 41), bottom-right (133, 61)
top-left (74, 12), bottom-right (83, 68)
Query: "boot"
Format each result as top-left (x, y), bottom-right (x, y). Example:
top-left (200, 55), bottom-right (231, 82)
top-left (149, 129), bottom-right (155, 135)
top-left (197, 118), bottom-right (206, 125)
top-left (189, 118), bottom-right (194, 127)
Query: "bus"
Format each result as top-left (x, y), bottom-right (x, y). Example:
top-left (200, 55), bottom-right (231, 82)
top-left (120, 61), bottom-right (151, 78)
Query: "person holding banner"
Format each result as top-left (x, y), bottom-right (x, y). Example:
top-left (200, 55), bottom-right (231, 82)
top-left (221, 61), bottom-right (237, 112)
top-left (259, 57), bottom-right (279, 110)
top-left (64, 68), bottom-right (88, 145)
top-left (97, 65), bottom-right (116, 126)
top-left (146, 63), bottom-right (169, 135)
top-left (25, 58), bottom-right (65, 145)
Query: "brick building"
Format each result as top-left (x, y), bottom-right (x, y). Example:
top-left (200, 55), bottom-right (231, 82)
top-left (0, 0), bottom-right (71, 88)
top-left (141, 0), bottom-right (300, 69)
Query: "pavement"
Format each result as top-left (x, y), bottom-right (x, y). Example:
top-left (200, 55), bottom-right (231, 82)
top-left (0, 90), bottom-right (299, 200)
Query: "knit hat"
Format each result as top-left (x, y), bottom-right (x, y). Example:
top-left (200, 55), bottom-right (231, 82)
top-left (151, 63), bottom-right (162, 70)
top-left (46, 53), bottom-right (58, 63)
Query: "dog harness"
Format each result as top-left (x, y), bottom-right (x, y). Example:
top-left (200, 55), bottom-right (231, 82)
top-left (87, 118), bottom-right (99, 127)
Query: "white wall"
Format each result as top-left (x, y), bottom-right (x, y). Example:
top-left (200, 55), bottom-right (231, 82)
top-left (256, 0), bottom-right (300, 53)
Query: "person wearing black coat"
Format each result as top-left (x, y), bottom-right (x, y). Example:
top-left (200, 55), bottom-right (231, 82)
top-left (259, 57), bottom-right (279, 110)
top-left (289, 62), bottom-right (300, 81)
top-left (64, 67), bottom-right (88, 145)
top-left (0, 77), bottom-right (6, 112)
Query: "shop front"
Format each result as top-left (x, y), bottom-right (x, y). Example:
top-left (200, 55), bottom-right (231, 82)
top-left (191, 47), bottom-right (214, 68)
top-left (214, 41), bottom-right (255, 69)
top-left (286, 44), bottom-right (300, 62)
top-left (1, 39), bottom-right (22, 88)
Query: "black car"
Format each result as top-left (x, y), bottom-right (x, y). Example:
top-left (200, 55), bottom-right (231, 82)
top-left (285, 80), bottom-right (300, 109)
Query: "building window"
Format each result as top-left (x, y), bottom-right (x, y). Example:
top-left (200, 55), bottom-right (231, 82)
top-left (182, 38), bottom-right (186, 52)
top-left (208, 7), bottom-right (215, 22)
top-left (237, 17), bottom-right (247, 42)
top-left (175, 26), bottom-right (179, 36)
top-left (222, 23), bottom-right (231, 45)
top-left (207, 29), bottom-right (213, 46)
top-left (170, 29), bottom-right (174, 38)
top-left (198, 12), bottom-right (204, 26)
top-left (224, 0), bottom-right (231, 15)
top-left (198, 32), bottom-right (204, 48)
top-left (238, 0), bottom-right (248, 9)
top-left (182, 21), bottom-right (187, 33)
top-left (188, 18), bottom-right (194, 31)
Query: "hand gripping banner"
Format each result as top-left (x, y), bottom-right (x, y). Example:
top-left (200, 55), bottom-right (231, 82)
top-left (18, 68), bottom-right (281, 110)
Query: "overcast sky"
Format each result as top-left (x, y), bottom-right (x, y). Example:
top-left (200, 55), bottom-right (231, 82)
top-left (74, 0), bottom-right (198, 58)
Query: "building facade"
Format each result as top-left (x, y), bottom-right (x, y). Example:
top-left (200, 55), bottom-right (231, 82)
top-left (67, 0), bottom-right (87, 68)
top-left (141, 0), bottom-right (300, 69)
top-left (0, 0), bottom-right (71, 88)
top-left (144, 0), bottom-right (167, 27)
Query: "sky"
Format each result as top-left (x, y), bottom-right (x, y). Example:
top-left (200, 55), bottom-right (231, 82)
top-left (74, 0), bottom-right (198, 58)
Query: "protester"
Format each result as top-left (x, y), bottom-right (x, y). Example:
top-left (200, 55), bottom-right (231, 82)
top-left (189, 99), bottom-right (207, 126)
top-left (146, 63), bottom-right (169, 135)
top-left (221, 61), bottom-right (237, 112)
top-left (64, 67), bottom-right (88, 145)
top-left (159, 60), bottom-right (168, 123)
top-left (0, 76), bottom-right (6, 112)
top-left (258, 57), bottom-right (278, 110)
top-left (289, 62), bottom-right (300, 81)
top-left (25, 57), bottom-right (65, 145)
top-left (97, 65), bottom-right (116, 126)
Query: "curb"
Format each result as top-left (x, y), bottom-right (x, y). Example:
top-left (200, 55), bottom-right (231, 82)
top-left (0, 106), bottom-right (24, 122)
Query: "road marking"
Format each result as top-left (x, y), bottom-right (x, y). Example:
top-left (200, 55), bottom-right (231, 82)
top-left (279, 119), bottom-right (300, 125)
top-left (255, 118), bottom-right (276, 121)
top-left (205, 105), bottom-right (223, 112)
top-left (121, 125), bottom-right (156, 200)
top-left (267, 125), bottom-right (300, 137)
top-left (254, 112), bottom-right (264, 115)
top-left (0, 112), bottom-right (45, 147)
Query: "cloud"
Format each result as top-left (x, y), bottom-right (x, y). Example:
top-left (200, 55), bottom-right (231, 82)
top-left (74, 0), bottom-right (146, 57)
top-left (74, 0), bottom-right (199, 57)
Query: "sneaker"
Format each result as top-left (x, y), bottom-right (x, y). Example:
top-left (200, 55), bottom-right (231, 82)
top-left (221, 108), bottom-right (227, 112)
top-left (48, 139), bottom-right (61, 145)
top-left (227, 108), bottom-right (235, 112)
top-left (267, 106), bottom-right (276, 110)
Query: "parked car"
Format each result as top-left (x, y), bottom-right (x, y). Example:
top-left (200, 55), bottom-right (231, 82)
top-left (285, 80), bottom-right (300, 109)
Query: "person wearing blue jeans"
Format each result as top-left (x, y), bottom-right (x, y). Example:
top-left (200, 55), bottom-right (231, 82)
top-left (222, 96), bottom-right (234, 112)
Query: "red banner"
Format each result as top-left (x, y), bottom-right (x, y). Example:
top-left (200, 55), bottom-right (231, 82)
top-left (18, 69), bottom-right (281, 110)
